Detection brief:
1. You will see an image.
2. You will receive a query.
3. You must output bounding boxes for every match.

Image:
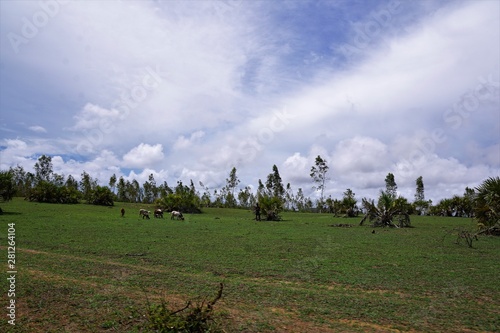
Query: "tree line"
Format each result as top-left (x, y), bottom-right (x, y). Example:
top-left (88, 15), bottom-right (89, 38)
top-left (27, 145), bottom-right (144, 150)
top-left (0, 154), bottom-right (498, 232)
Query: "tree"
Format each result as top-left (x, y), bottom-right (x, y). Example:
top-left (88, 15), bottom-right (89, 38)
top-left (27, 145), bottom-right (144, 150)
top-left (341, 188), bottom-right (358, 217)
top-left (89, 186), bottom-right (114, 206)
top-left (266, 165), bottom-right (285, 199)
top-left (285, 183), bottom-right (294, 210)
top-left (462, 187), bottom-right (475, 218)
top-left (237, 186), bottom-right (252, 208)
top-left (34, 155), bottom-right (53, 182)
top-left (310, 155), bottom-right (329, 207)
top-left (414, 176), bottom-right (430, 215)
top-left (131, 179), bottom-right (142, 202)
top-left (295, 188), bottom-right (305, 212)
top-left (65, 175), bottom-right (79, 191)
top-left (80, 171), bottom-right (97, 202)
top-left (109, 174), bottom-right (117, 193)
top-left (143, 174), bottom-right (158, 204)
top-left (156, 180), bottom-right (201, 213)
top-left (0, 170), bottom-right (15, 213)
top-left (10, 165), bottom-right (29, 197)
top-left (226, 167), bottom-right (240, 199)
top-left (259, 165), bottom-right (285, 220)
top-left (116, 176), bottom-right (127, 202)
top-left (360, 191), bottom-right (411, 228)
top-left (475, 176), bottom-right (500, 235)
top-left (384, 172), bottom-right (398, 198)
top-left (199, 181), bottom-right (212, 207)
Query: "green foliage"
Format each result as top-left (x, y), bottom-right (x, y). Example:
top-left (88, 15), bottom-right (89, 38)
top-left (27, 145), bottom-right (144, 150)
top-left (88, 185), bottom-right (114, 206)
top-left (156, 180), bottom-right (201, 213)
top-left (28, 180), bottom-right (80, 204)
top-left (360, 191), bottom-right (411, 228)
top-left (431, 190), bottom-right (475, 218)
top-left (34, 154), bottom-right (53, 182)
top-left (475, 176), bottom-right (500, 232)
top-left (265, 165), bottom-right (285, 200)
top-left (0, 170), bottom-right (15, 202)
top-left (258, 193), bottom-right (283, 221)
top-left (341, 189), bottom-right (358, 217)
top-left (384, 172), bottom-right (398, 198)
top-left (310, 155), bottom-right (329, 204)
top-left (147, 284), bottom-right (223, 333)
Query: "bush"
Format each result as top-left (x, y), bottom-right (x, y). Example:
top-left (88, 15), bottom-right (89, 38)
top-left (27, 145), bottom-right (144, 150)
top-left (147, 283), bottom-right (224, 333)
top-left (258, 194), bottom-right (283, 221)
top-left (28, 181), bottom-right (80, 204)
top-left (88, 186), bottom-right (114, 206)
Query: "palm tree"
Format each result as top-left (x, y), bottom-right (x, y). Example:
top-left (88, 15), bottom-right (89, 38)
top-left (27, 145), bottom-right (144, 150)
top-left (359, 191), bottom-right (411, 228)
top-left (475, 176), bottom-right (500, 235)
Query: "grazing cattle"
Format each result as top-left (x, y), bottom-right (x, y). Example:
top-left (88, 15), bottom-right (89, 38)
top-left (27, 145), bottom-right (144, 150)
top-left (139, 209), bottom-right (150, 219)
top-left (170, 210), bottom-right (184, 220)
top-left (154, 209), bottom-right (163, 218)
top-left (121, 208), bottom-right (125, 217)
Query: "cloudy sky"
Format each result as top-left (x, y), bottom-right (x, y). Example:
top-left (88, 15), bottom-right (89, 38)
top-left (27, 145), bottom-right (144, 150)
top-left (1, 0), bottom-right (499, 203)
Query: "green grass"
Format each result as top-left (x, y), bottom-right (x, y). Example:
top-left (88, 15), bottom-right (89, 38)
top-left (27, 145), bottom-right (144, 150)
top-left (1, 198), bottom-right (499, 332)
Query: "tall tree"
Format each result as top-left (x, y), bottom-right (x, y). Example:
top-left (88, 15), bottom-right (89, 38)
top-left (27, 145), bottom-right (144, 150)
top-left (257, 179), bottom-right (265, 200)
top-left (266, 165), bottom-right (285, 199)
top-left (34, 155), bottom-right (53, 182)
top-left (414, 176), bottom-right (430, 215)
top-left (116, 176), bottom-right (127, 202)
top-left (384, 172), bottom-right (398, 197)
top-left (149, 173), bottom-right (159, 199)
top-left (295, 188), bottom-right (305, 212)
top-left (80, 171), bottom-right (97, 202)
top-left (237, 186), bottom-right (252, 208)
top-left (109, 174), bottom-right (117, 193)
top-left (65, 175), bottom-right (79, 191)
top-left (226, 167), bottom-right (240, 197)
top-left (9, 165), bottom-right (31, 197)
top-left (310, 155), bottom-right (329, 205)
top-left (342, 188), bottom-right (358, 217)
top-left (225, 167), bottom-right (240, 207)
top-left (414, 176), bottom-right (425, 202)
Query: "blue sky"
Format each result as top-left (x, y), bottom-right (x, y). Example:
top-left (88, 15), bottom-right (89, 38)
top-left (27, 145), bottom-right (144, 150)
top-left (1, 0), bottom-right (499, 203)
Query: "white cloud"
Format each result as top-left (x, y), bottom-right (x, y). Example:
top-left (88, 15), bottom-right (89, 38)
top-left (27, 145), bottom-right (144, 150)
top-left (173, 130), bottom-right (205, 150)
top-left (70, 103), bottom-right (120, 131)
top-left (0, 0), bottom-right (498, 203)
top-left (122, 143), bottom-right (164, 168)
top-left (29, 125), bottom-right (47, 133)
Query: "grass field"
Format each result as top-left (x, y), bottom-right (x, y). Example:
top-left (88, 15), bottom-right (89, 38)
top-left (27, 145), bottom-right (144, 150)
top-left (1, 198), bottom-right (499, 332)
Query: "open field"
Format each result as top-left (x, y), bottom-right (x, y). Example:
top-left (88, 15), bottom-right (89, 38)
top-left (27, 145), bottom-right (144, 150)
top-left (1, 198), bottom-right (499, 332)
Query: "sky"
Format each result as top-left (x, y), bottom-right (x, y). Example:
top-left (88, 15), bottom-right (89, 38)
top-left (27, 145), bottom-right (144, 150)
top-left (1, 0), bottom-right (499, 203)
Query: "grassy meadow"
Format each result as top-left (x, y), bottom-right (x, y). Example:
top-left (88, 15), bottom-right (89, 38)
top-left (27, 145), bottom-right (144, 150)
top-left (1, 198), bottom-right (499, 332)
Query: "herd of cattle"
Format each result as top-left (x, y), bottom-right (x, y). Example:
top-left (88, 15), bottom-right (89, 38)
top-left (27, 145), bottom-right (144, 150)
top-left (118, 207), bottom-right (185, 220)
top-left (137, 208), bottom-right (184, 220)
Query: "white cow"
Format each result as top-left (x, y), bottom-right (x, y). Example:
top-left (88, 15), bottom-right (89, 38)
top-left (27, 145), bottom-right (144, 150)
top-left (170, 210), bottom-right (184, 220)
top-left (154, 209), bottom-right (163, 218)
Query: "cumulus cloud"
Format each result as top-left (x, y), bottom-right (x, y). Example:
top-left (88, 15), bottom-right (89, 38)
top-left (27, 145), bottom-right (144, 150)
top-left (70, 103), bottom-right (120, 132)
top-left (122, 143), bottom-right (164, 168)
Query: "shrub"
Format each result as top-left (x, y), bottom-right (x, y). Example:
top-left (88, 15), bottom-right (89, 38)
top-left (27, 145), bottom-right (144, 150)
top-left (258, 194), bottom-right (283, 221)
top-left (147, 283), bottom-right (224, 333)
